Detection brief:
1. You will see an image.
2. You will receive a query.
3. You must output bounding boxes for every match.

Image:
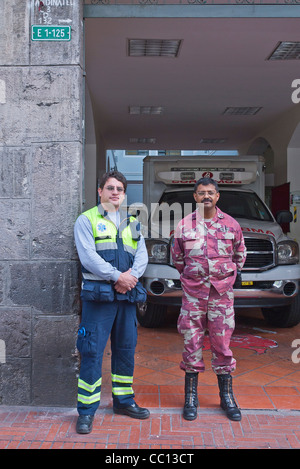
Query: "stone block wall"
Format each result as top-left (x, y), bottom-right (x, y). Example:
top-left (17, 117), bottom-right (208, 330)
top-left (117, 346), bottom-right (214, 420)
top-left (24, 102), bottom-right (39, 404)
top-left (0, 0), bottom-right (84, 406)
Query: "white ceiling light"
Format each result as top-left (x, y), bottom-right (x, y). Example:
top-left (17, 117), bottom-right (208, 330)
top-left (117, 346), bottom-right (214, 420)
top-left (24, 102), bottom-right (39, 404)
top-left (223, 107), bottom-right (262, 116)
top-left (128, 39), bottom-right (182, 57)
top-left (129, 137), bottom-right (157, 144)
top-left (129, 106), bottom-right (164, 115)
top-left (268, 42), bottom-right (300, 60)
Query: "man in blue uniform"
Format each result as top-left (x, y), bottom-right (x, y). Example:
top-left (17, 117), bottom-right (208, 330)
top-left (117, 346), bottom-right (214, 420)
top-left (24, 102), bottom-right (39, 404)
top-left (74, 170), bottom-right (149, 434)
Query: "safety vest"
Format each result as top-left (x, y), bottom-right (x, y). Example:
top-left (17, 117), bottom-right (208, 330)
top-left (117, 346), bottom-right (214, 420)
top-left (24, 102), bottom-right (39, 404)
top-left (81, 205), bottom-right (141, 282)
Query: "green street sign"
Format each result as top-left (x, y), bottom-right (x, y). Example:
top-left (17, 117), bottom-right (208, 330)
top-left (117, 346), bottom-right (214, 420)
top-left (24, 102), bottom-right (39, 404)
top-left (31, 25), bottom-right (71, 42)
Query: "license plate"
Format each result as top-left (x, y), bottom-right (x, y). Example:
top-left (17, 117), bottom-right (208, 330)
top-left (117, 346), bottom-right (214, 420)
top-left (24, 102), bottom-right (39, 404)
top-left (242, 281), bottom-right (253, 286)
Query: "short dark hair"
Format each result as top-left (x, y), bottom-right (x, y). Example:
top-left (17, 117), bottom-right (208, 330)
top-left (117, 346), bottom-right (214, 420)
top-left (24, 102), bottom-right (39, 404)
top-left (194, 177), bottom-right (219, 193)
top-left (99, 170), bottom-right (127, 192)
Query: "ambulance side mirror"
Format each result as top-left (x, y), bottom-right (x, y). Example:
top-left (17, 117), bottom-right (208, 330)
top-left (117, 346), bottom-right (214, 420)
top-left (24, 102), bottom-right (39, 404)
top-left (275, 210), bottom-right (293, 224)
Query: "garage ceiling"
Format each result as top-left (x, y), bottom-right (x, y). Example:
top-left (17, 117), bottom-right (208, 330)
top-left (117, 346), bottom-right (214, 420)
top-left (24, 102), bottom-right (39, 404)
top-left (84, 17), bottom-right (300, 151)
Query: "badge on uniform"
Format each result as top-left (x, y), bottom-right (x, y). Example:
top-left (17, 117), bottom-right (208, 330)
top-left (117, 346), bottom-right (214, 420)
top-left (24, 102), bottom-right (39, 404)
top-left (97, 222), bottom-right (107, 232)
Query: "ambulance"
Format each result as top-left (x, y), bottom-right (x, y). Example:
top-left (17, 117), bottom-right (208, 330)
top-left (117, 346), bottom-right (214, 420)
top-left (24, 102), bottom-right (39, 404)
top-left (136, 155), bottom-right (300, 328)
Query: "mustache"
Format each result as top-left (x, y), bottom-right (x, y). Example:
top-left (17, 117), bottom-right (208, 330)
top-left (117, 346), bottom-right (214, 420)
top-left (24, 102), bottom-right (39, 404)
top-left (203, 198), bottom-right (212, 203)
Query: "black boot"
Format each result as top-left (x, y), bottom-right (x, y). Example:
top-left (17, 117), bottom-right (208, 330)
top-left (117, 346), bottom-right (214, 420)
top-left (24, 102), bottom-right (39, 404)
top-left (76, 414), bottom-right (94, 434)
top-left (183, 372), bottom-right (198, 421)
top-left (113, 402), bottom-right (150, 419)
top-left (217, 374), bottom-right (241, 421)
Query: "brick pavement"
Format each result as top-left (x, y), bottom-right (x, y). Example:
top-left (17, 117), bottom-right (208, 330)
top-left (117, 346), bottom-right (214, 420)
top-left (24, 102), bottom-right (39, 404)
top-left (1, 406), bottom-right (300, 449)
top-left (2, 311), bottom-right (300, 450)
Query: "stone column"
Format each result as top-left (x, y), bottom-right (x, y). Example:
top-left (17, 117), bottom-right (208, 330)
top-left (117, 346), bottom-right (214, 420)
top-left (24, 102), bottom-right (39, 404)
top-left (0, 0), bottom-right (84, 406)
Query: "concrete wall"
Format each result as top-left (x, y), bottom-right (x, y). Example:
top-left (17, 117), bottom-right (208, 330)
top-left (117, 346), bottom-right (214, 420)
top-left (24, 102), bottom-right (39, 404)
top-left (0, 1), bottom-right (84, 406)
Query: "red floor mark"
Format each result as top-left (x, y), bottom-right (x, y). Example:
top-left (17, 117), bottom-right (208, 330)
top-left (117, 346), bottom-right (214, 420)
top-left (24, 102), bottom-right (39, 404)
top-left (203, 334), bottom-right (277, 354)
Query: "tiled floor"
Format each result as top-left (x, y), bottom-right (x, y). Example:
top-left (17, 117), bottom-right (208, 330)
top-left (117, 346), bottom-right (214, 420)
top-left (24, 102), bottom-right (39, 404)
top-left (1, 307), bottom-right (300, 449)
top-left (100, 307), bottom-right (300, 412)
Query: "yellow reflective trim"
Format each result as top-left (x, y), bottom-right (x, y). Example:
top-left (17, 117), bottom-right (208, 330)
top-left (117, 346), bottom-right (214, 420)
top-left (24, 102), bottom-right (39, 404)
top-left (111, 373), bottom-right (133, 384)
top-left (112, 386), bottom-right (133, 396)
top-left (78, 377), bottom-right (102, 393)
top-left (77, 392), bottom-right (101, 405)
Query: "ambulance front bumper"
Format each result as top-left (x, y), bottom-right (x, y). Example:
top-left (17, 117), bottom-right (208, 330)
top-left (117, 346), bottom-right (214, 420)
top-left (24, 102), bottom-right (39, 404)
top-left (142, 264), bottom-right (300, 308)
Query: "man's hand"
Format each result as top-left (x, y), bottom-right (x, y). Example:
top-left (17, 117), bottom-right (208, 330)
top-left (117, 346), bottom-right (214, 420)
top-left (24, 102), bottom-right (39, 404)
top-left (114, 268), bottom-right (138, 294)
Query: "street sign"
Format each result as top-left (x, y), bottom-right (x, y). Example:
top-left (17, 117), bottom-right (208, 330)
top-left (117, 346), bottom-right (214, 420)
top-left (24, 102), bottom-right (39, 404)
top-left (31, 25), bottom-right (71, 41)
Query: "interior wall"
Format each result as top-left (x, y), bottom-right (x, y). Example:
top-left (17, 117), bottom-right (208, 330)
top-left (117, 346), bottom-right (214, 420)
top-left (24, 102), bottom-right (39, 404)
top-left (288, 121), bottom-right (300, 245)
top-left (240, 104), bottom-right (300, 187)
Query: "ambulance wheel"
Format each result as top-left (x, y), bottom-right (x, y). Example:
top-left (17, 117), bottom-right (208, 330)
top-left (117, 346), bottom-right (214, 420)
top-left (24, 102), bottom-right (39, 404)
top-left (261, 293), bottom-right (300, 328)
top-left (136, 302), bottom-right (166, 328)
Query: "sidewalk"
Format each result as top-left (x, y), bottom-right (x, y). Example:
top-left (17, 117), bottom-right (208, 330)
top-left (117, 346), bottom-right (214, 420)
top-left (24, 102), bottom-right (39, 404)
top-left (1, 406), bottom-right (300, 449)
top-left (1, 308), bottom-right (300, 449)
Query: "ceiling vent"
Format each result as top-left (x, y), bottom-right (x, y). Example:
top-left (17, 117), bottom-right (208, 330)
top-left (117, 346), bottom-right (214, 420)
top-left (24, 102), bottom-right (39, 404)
top-left (223, 107), bottom-right (262, 116)
top-left (268, 42), bottom-right (300, 60)
top-left (129, 106), bottom-right (164, 115)
top-left (128, 39), bottom-right (182, 57)
top-left (129, 137), bottom-right (157, 144)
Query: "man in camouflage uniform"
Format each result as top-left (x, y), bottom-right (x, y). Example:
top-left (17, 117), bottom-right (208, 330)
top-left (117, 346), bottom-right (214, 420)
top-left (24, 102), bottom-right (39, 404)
top-left (171, 177), bottom-right (246, 421)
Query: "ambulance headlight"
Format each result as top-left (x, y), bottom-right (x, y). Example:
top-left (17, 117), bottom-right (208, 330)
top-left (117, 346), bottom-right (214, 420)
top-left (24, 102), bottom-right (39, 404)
top-left (146, 239), bottom-right (169, 264)
top-left (277, 240), bottom-right (299, 264)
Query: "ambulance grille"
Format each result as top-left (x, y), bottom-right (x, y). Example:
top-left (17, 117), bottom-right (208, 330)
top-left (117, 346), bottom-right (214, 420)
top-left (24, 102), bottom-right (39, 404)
top-left (169, 234), bottom-right (276, 271)
top-left (243, 236), bottom-right (275, 271)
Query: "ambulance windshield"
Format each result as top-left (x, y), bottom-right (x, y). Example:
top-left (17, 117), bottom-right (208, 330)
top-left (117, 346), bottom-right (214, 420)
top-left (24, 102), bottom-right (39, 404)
top-left (159, 189), bottom-right (273, 222)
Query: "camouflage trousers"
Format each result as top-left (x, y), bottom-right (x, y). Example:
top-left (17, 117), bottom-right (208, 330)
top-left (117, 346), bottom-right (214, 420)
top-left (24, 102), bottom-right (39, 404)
top-left (177, 285), bottom-right (236, 375)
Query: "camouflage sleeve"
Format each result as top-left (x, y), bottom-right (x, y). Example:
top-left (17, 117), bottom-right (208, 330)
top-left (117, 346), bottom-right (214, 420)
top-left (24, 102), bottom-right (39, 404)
top-left (233, 226), bottom-right (247, 270)
top-left (171, 222), bottom-right (185, 274)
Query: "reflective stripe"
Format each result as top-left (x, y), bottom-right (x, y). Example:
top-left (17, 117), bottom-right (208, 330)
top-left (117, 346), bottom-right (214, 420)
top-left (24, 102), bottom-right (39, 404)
top-left (78, 392), bottom-right (101, 405)
top-left (112, 386), bottom-right (134, 396)
top-left (111, 373), bottom-right (133, 384)
top-left (123, 244), bottom-right (137, 256)
top-left (78, 377), bottom-right (102, 393)
top-left (112, 374), bottom-right (134, 395)
top-left (77, 377), bottom-right (102, 405)
top-left (95, 241), bottom-right (118, 251)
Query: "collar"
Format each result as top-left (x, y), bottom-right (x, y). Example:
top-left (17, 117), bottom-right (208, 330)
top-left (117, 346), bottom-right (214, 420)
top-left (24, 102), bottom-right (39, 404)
top-left (97, 204), bottom-right (126, 217)
top-left (97, 204), bottom-right (130, 228)
top-left (192, 206), bottom-right (225, 222)
top-left (216, 206), bottom-right (225, 219)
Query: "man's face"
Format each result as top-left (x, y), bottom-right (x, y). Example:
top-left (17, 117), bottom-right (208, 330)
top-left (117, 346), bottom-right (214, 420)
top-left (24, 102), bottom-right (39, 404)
top-left (193, 183), bottom-right (220, 211)
top-left (98, 177), bottom-right (126, 211)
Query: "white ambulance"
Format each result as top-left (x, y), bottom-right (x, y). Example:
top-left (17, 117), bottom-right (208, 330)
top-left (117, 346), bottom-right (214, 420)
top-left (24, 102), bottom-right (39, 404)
top-left (137, 155), bottom-right (300, 328)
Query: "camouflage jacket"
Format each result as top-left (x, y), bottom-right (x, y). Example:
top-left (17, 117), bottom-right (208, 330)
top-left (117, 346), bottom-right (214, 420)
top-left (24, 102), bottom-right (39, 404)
top-left (171, 207), bottom-right (247, 296)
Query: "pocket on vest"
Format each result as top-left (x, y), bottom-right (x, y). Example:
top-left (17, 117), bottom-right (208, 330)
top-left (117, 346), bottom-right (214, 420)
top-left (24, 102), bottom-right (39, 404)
top-left (81, 281), bottom-right (114, 303)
